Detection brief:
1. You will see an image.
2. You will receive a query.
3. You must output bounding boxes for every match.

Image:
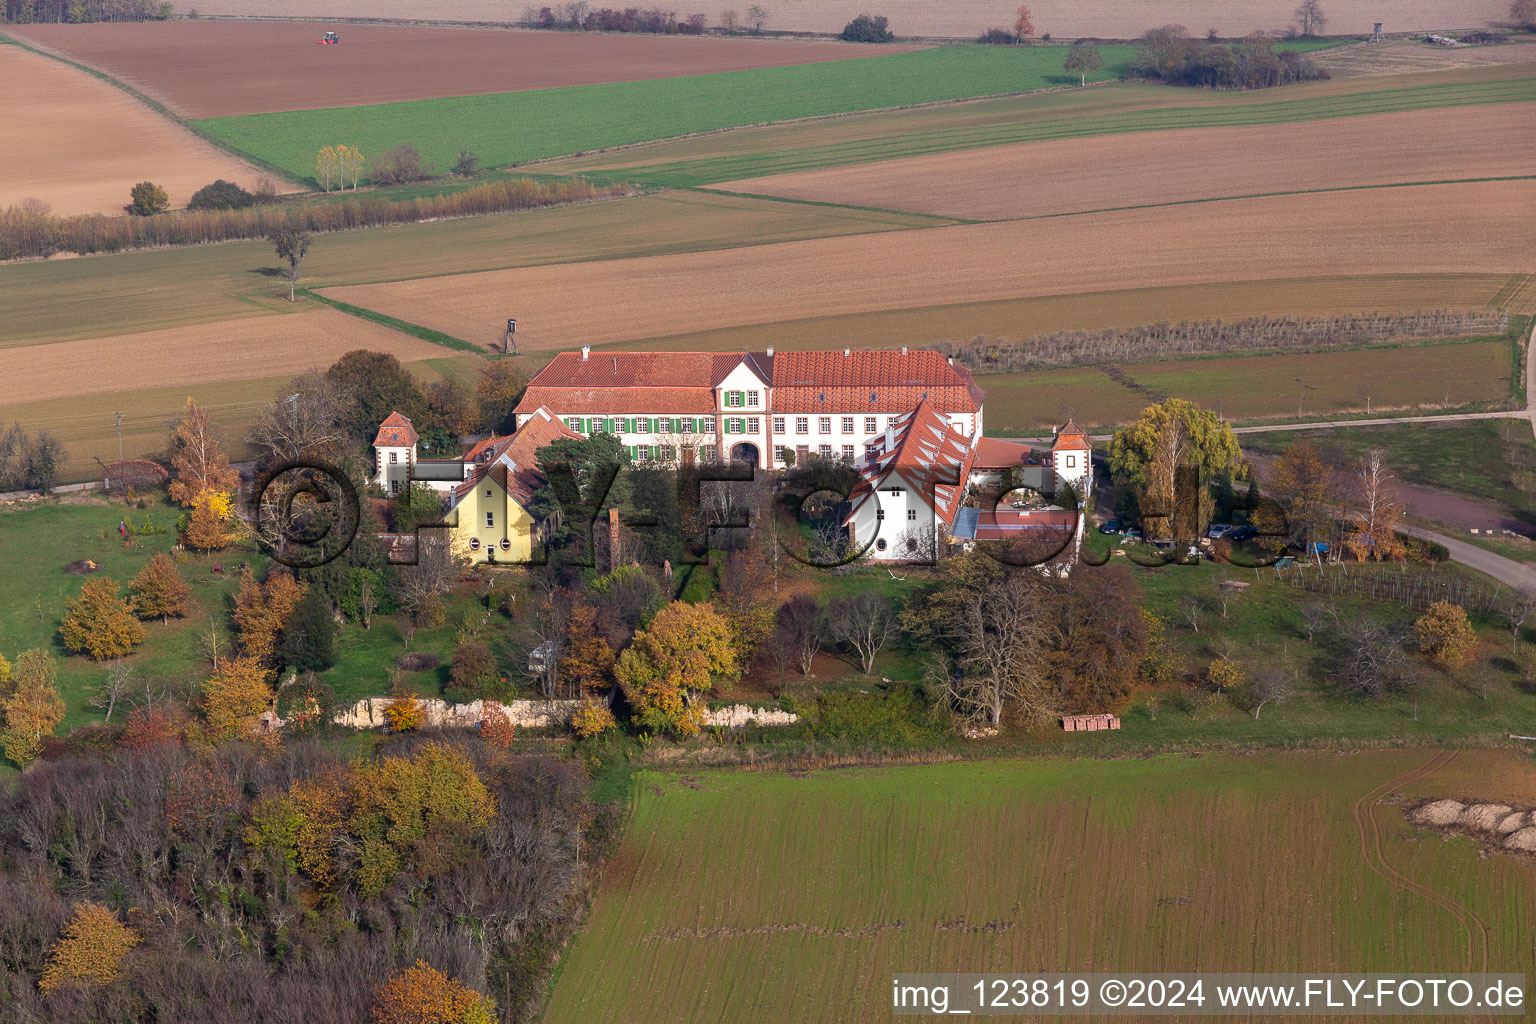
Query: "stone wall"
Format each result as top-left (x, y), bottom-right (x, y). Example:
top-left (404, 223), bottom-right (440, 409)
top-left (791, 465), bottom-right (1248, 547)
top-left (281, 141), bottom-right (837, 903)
top-left (327, 698), bottom-right (798, 730)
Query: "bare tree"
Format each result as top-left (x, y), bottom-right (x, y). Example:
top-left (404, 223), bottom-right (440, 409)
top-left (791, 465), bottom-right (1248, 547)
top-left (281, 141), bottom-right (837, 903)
top-left (246, 372), bottom-right (349, 466)
top-left (1298, 598), bottom-right (1337, 644)
top-left (827, 593), bottom-right (896, 675)
top-left (90, 662), bottom-right (136, 722)
top-left (945, 575), bottom-right (1050, 726)
top-left (779, 595), bottom-right (824, 675)
top-left (1505, 588), bottom-right (1536, 651)
top-left (1347, 449), bottom-right (1405, 561)
top-left (1242, 665), bottom-right (1293, 719)
top-left (358, 578), bottom-right (377, 631)
top-left (745, 3), bottom-right (767, 32)
top-left (1294, 0), bottom-right (1326, 36)
top-left (395, 531), bottom-right (460, 624)
top-left (196, 615), bottom-right (230, 670)
top-left (1335, 618), bottom-right (1410, 697)
top-left (1179, 593), bottom-right (1203, 634)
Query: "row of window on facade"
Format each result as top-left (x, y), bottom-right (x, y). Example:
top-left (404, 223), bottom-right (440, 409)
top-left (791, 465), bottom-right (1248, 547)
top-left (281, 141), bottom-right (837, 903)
top-left (562, 414), bottom-right (903, 436)
top-left (468, 537), bottom-right (514, 553)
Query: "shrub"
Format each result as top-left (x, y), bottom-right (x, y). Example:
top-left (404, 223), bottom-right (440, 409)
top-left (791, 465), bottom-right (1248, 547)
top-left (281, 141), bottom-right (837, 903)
top-left (840, 12), bottom-right (894, 42)
top-left (373, 959), bottom-right (495, 1024)
top-left (1413, 600), bottom-right (1477, 668)
top-left (449, 641), bottom-right (498, 698)
top-left (977, 27), bottom-right (1017, 44)
top-left (383, 688), bottom-right (425, 732)
top-left (571, 697), bottom-right (617, 738)
top-left (187, 179), bottom-right (255, 210)
top-left (125, 181), bottom-right (169, 216)
top-left (368, 144), bottom-right (431, 185)
top-left (1205, 656), bottom-right (1245, 690)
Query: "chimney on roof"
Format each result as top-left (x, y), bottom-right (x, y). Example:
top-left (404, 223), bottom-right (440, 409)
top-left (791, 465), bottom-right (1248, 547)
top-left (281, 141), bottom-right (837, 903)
top-left (581, 345), bottom-right (590, 361)
top-left (901, 346), bottom-right (908, 355)
top-left (765, 346), bottom-right (774, 357)
top-left (612, 356), bottom-right (617, 374)
top-left (843, 347), bottom-right (850, 357)
top-left (947, 356), bottom-right (953, 365)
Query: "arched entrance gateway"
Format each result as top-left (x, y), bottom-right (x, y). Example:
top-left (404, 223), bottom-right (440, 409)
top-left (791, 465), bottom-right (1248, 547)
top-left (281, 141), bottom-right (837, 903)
top-left (730, 442), bottom-right (759, 465)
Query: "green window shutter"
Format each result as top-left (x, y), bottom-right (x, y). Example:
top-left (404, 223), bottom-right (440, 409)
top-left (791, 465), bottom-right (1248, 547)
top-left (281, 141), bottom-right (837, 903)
top-left (581, 418), bottom-right (590, 433)
top-left (694, 417), bottom-right (705, 433)
top-left (624, 417), bottom-right (633, 433)
top-left (627, 446), bottom-right (637, 460)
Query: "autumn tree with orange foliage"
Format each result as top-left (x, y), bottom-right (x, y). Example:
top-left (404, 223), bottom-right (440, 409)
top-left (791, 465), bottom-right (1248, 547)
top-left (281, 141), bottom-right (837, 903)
top-left (2, 649), bottom-right (65, 769)
top-left (233, 567), bottom-right (307, 666)
top-left (59, 576), bottom-right (145, 661)
top-left (118, 706), bottom-right (183, 750)
top-left (1014, 4), bottom-right (1035, 40)
top-left (1347, 448), bottom-right (1405, 562)
top-left (373, 960), bottom-right (496, 1024)
top-left (570, 696), bottom-right (617, 738)
top-left (615, 600), bottom-right (737, 736)
top-left (38, 901), bottom-right (139, 993)
top-left (383, 679), bottom-right (425, 732)
top-left (201, 654), bottom-right (274, 741)
top-left (185, 488), bottom-right (241, 552)
top-left (559, 604), bottom-right (615, 697)
top-left (478, 701), bottom-right (516, 749)
top-left (168, 398), bottom-right (241, 507)
top-left (130, 553), bottom-right (190, 623)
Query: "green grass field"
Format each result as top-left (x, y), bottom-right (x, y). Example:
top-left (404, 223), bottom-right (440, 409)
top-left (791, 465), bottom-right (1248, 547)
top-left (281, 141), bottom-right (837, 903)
top-left (543, 752), bottom-right (1535, 1024)
top-left (538, 66), bottom-right (1536, 188)
top-left (193, 45), bottom-right (1141, 185)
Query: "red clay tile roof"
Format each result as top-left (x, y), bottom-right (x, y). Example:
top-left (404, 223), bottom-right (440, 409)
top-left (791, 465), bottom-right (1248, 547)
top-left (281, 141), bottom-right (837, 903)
top-left (373, 411), bottom-right (418, 448)
top-left (770, 349), bottom-right (983, 415)
top-left (450, 407), bottom-right (580, 510)
top-left (970, 436), bottom-right (1036, 471)
top-left (1051, 419), bottom-right (1090, 451)
top-left (511, 348), bottom-right (981, 418)
top-left (515, 386), bottom-right (717, 416)
top-left (847, 399), bottom-right (977, 528)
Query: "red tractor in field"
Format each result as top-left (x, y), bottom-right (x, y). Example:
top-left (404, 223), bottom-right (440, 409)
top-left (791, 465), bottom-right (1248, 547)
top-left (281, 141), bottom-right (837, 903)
top-left (317, 30), bottom-right (341, 45)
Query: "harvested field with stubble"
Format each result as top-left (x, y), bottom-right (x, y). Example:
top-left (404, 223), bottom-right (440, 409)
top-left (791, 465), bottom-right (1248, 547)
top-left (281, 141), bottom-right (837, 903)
top-left (0, 42), bottom-right (287, 216)
top-left (1314, 39), bottom-right (1536, 77)
top-left (185, 0), bottom-right (1507, 39)
top-left (542, 752), bottom-right (1535, 1024)
top-left (711, 103), bottom-right (1536, 220)
top-left (4, 22), bottom-right (924, 118)
top-left (0, 308), bottom-right (451, 401)
top-left (326, 181), bottom-right (1536, 351)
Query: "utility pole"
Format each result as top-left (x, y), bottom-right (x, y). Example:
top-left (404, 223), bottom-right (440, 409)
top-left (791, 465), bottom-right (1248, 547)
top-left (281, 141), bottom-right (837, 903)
top-left (115, 412), bottom-right (123, 463)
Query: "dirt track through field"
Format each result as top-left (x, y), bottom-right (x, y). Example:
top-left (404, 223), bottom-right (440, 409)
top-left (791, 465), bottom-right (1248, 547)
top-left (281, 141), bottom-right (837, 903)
top-left (181, 0), bottom-right (1507, 39)
top-left (326, 180), bottom-right (1536, 352)
top-left (711, 104), bottom-right (1536, 221)
top-left (0, 308), bottom-right (449, 402)
top-left (5, 22), bottom-right (924, 118)
top-left (1352, 751), bottom-right (1491, 974)
top-left (0, 43), bottom-right (288, 216)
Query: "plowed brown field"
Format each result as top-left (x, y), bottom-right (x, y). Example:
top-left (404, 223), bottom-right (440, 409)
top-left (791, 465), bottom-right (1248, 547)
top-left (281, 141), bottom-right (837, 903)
top-left (5, 22), bottom-right (922, 118)
top-left (1, 43), bottom-right (287, 216)
top-left (180, 0), bottom-right (1506, 39)
top-left (0, 308), bottom-right (449, 403)
top-left (325, 180), bottom-right (1536, 351)
top-left (711, 104), bottom-right (1536, 220)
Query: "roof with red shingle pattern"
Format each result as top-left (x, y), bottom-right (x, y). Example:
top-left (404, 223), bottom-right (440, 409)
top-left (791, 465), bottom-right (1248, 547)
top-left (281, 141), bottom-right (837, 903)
top-left (847, 399), bottom-right (977, 529)
top-left (373, 411), bottom-right (418, 448)
top-left (450, 407), bottom-right (580, 510)
top-left (770, 349), bottom-right (982, 415)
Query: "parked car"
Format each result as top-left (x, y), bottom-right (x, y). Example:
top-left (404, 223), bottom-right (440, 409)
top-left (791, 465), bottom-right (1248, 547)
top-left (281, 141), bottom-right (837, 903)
top-left (1099, 518), bottom-right (1122, 534)
top-left (1227, 525), bottom-right (1257, 542)
top-left (1207, 523), bottom-right (1232, 539)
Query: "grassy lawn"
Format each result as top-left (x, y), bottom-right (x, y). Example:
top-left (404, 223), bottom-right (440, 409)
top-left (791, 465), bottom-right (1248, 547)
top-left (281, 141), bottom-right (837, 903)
top-left (194, 45), bottom-right (1142, 185)
top-left (538, 66), bottom-right (1536, 188)
top-left (1242, 419), bottom-right (1536, 520)
top-left (0, 497), bottom-right (254, 735)
top-left (543, 750), bottom-right (1535, 1024)
top-left (0, 496), bottom-right (502, 755)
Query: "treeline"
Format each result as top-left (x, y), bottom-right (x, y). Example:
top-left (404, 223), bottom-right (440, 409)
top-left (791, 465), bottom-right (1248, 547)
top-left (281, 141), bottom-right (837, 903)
top-left (936, 311), bottom-right (1512, 374)
top-left (1131, 26), bottom-right (1328, 88)
top-left (0, 735), bottom-right (596, 1023)
top-left (0, 177), bottom-right (623, 261)
top-left (528, 4), bottom-right (708, 32)
top-left (0, 422), bottom-right (64, 495)
top-left (2, 0), bottom-right (167, 22)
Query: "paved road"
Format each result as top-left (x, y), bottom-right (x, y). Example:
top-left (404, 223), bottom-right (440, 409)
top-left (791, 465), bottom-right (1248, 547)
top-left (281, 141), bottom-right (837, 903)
top-left (1400, 525), bottom-right (1536, 593)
